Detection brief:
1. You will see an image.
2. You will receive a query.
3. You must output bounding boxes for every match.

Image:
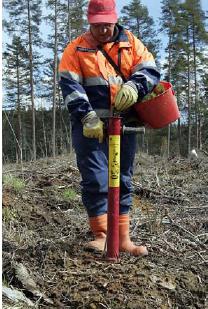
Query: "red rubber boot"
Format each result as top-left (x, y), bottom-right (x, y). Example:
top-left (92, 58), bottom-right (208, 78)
top-left (85, 214), bottom-right (107, 252)
top-left (119, 214), bottom-right (148, 256)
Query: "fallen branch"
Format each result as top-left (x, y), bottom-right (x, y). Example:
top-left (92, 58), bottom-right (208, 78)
top-left (168, 217), bottom-right (207, 249)
top-left (133, 182), bottom-right (189, 204)
top-left (201, 149), bottom-right (208, 157)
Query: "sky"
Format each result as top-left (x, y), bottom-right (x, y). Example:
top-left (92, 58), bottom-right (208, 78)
top-left (117, 0), bottom-right (161, 19)
top-left (117, 0), bottom-right (208, 19)
top-left (117, 0), bottom-right (166, 59)
top-left (116, 0), bottom-right (208, 60)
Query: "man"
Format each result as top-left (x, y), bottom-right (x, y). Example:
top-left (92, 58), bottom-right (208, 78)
top-left (59, 0), bottom-right (160, 256)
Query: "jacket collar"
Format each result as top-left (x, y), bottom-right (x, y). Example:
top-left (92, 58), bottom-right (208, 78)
top-left (116, 24), bottom-right (131, 48)
top-left (116, 24), bottom-right (128, 42)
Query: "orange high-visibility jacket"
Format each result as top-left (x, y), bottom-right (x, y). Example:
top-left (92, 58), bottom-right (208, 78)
top-left (59, 24), bottom-right (160, 121)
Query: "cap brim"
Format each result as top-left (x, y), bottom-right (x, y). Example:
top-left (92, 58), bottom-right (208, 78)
top-left (88, 13), bottom-right (117, 24)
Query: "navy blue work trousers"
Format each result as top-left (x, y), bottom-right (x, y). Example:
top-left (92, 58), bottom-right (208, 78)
top-left (72, 121), bottom-right (137, 217)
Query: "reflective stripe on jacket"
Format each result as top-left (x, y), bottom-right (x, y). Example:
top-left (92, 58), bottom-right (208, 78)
top-left (59, 24), bottom-right (160, 121)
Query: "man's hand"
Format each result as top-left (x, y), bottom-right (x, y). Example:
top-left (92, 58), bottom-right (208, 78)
top-left (82, 111), bottom-right (104, 143)
top-left (114, 83), bottom-right (138, 111)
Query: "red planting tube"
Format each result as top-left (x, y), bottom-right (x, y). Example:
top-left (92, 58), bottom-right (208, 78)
top-left (107, 117), bottom-right (121, 261)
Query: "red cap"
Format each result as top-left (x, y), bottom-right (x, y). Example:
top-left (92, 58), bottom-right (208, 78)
top-left (87, 0), bottom-right (118, 24)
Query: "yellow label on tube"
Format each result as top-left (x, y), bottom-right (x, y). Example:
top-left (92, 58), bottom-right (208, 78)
top-left (109, 135), bottom-right (120, 187)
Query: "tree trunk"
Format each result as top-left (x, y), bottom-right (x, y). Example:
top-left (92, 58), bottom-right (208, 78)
top-left (176, 88), bottom-right (181, 156)
top-left (67, 0), bottom-right (72, 42)
top-left (67, 0), bottom-right (73, 154)
top-left (27, 0), bottom-right (36, 160)
top-left (192, 17), bottom-right (200, 150)
top-left (52, 0), bottom-right (58, 158)
top-left (167, 33), bottom-right (172, 158)
top-left (187, 27), bottom-right (191, 155)
top-left (61, 113), bottom-right (71, 152)
top-left (16, 53), bottom-right (23, 164)
top-left (42, 109), bottom-right (48, 158)
top-left (57, 86), bottom-right (64, 153)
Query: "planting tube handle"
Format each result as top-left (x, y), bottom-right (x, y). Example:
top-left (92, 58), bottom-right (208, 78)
top-left (123, 126), bottom-right (145, 135)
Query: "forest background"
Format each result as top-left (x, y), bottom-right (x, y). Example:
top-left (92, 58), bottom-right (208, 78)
top-left (2, 0), bottom-right (208, 163)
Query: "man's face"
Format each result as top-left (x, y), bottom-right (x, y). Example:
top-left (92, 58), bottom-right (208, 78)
top-left (90, 23), bottom-right (116, 43)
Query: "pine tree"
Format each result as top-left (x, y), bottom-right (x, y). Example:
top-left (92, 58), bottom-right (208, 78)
top-left (200, 72), bottom-right (208, 150)
top-left (3, 36), bottom-right (30, 162)
top-left (160, 0), bottom-right (183, 156)
top-left (120, 0), bottom-right (160, 58)
top-left (3, 0), bottom-right (42, 161)
top-left (160, 0), bottom-right (208, 155)
top-left (44, 0), bottom-right (87, 156)
top-left (181, 0), bottom-right (208, 150)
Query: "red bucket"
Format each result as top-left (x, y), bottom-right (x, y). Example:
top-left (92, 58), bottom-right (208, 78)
top-left (134, 81), bottom-right (180, 129)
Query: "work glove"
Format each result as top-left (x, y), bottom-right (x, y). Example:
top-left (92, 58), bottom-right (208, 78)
top-left (114, 82), bottom-right (138, 111)
top-left (82, 111), bottom-right (104, 143)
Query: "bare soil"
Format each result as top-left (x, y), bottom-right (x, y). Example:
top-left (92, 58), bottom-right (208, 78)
top-left (2, 153), bottom-right (208, 308)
